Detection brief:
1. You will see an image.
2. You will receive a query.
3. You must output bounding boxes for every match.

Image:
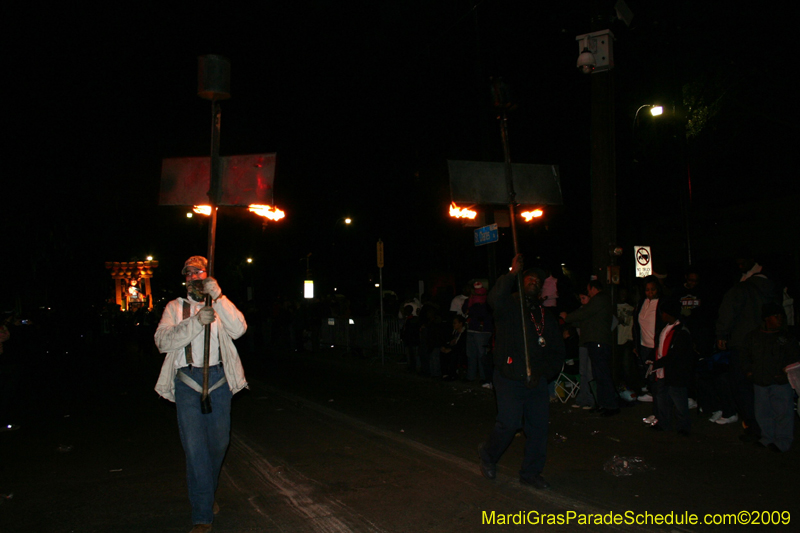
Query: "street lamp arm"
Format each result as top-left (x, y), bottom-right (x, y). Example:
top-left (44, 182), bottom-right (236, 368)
top-left (633, 104), bottom-right (652, 132)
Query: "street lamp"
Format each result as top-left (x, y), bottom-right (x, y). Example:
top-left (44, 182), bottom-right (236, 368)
top-left (633, 104), bottom-right (664, 129)
top-left (330, 216), bottom-right (353, 246)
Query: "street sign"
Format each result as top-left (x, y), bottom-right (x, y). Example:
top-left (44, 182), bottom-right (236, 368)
top-left (635, 246), bottom-right (652, 277)
top-left (377, 239), bottom-right (384, 268)
top-left (474, 223), bottom-right (499, 246)
top-left (448, 161), bottom-right (563, 206)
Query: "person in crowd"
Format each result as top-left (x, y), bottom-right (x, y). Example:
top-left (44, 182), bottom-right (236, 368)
top-left (154, 256), bottom-right (248, 533)
top-left (479, 254), bottom-right (564, 490)
top-left (563, 279), bottom-right (618, 416)
top-left (465, 281), bottom-right (493, 385)
top-left (632, 276), bottom-right (666, 423)
top-left (739, 303), bottom-right (800, 452)
top-left (540, 267), bottom-right (559, 309)
top-left (675, 268), bottom-right (711, 409)
top-left (440, 314), bottom-right (467, 381)
top-left (647, 298), bottom-right (695, 435)
top-left (715, 252), bottom-right (780, 436)
top-left (418, 302), bottom-right (443, 376)
top-left (564, 290), bottom-right (595, 409)
top-left (615, 287), bottom-right (637, 401)
top-left (449, 285), bottom-right (470, 319)
top-left (400, 304), bottom-right (421, 371)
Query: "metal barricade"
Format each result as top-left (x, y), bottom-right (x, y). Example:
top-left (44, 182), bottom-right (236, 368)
top-left (316, 315), bottom-right (405, 359)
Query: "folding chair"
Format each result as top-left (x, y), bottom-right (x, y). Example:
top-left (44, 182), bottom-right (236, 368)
top-left (554, 359), bottom-right (580, 404)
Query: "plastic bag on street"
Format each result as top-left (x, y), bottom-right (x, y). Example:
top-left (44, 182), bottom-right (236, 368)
top-left (603, 456), bottom-right (653, 477)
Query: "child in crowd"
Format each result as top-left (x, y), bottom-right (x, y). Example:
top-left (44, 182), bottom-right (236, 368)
top-left (740, 303), bottom-right (800, 452)
top-left (646, 298), bottom-right (695, 434)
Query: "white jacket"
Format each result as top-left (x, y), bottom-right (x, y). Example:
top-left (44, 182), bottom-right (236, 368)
top-left (154, 295), bottom-right (248, 402)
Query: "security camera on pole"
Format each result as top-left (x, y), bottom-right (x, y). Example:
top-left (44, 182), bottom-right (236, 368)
top-left (575, 27), bottom-right (617, 282)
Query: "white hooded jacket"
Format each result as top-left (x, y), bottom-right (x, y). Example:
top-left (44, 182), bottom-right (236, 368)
top-left (154, 295), bottom-right (248, 402)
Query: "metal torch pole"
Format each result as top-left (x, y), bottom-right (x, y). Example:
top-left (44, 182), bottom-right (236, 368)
top-left (201, 99), bottom-right (222, 414)
top-left (499, 109), bottom-right (533, 387)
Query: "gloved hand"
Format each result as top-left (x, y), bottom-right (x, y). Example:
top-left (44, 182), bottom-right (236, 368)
top-left (203, 277), bottom-right (222, 300)
top-left (197, 306), bottom-right (216, 325)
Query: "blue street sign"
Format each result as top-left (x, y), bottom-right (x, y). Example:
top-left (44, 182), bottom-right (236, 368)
top-left (474, 223), bottom-right (499, 246)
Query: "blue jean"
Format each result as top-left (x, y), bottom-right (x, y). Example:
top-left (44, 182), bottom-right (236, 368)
top-left (175, 364), bottom-right (232, 525)
top-left (754, 383), bottom-right (795, 452)
top-left (466, 331), bottom-right (491, 381)
top-left (480, 372), bottom-right (549, 479)
top-left (586, 343), bottom-right (618, 409)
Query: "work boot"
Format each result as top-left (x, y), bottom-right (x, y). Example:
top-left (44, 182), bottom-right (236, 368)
top-left (478, 445), bottom-right (496, 480)
top-left (520, 474), bottom-right (551, 490)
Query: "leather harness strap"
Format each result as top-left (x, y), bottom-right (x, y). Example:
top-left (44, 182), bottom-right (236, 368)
top-left (180, 300), bottom-right (227, 393)
top-left (182, 300), bottom-right (193, 365)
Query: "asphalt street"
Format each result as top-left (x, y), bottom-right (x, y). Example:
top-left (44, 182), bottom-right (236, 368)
top-left (1, 339), bottom-right (798, 532)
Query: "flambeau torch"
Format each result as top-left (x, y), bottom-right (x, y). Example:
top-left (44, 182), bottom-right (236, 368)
top-left (492, 77), bottom-right (534, 387)
top-left (197, 54), bottom-right (229, 414)
top-left (160, 55), bottom-right (283, 414)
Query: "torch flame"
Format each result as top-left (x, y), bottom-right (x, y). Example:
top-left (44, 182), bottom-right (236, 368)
top-left (193, 205), bottom-right (212, 216)
top-left (449, 202), bottom-right (477, 219)
top-left (249, 204), bottom-right (285, 221)
top-left (521, 209), bottom-right (544, 222)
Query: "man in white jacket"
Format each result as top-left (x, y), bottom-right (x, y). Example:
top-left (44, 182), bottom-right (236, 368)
top-left (155, 256), bottom-right (247, 533)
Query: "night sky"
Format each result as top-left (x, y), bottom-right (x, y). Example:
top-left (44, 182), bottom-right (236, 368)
top-left (4, 1), bottom-right (798, 312)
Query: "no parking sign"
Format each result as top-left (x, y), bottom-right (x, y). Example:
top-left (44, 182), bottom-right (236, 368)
top-left (635, 246), bottom-right (652, 278)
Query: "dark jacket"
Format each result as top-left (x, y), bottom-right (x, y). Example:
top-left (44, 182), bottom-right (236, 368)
top-left (487, 272), bottom-right (565, 383)
top-left (563, 290), bottom-right (613, 345)
top-left (650, 322), bottom-right (695, 387)
top-left (716, 275), bottom-right (779, 349)
top-left (739, 328), bottom-right (800, 386)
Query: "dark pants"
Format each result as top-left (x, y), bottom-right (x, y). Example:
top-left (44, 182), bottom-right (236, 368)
top-left (480, 372), bottom-right (549, 479)
top-left (726, 348), bottom-right (759, 434)
top-left (440, 349), bottom-right (456, 378)
top-left (586, 343), bottom-right (618, 410)
top-left (656, 384), bottom-right (691, 432)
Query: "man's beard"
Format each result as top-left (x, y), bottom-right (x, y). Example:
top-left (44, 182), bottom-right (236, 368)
top-left (187, 280), bottom-right (205, 302)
